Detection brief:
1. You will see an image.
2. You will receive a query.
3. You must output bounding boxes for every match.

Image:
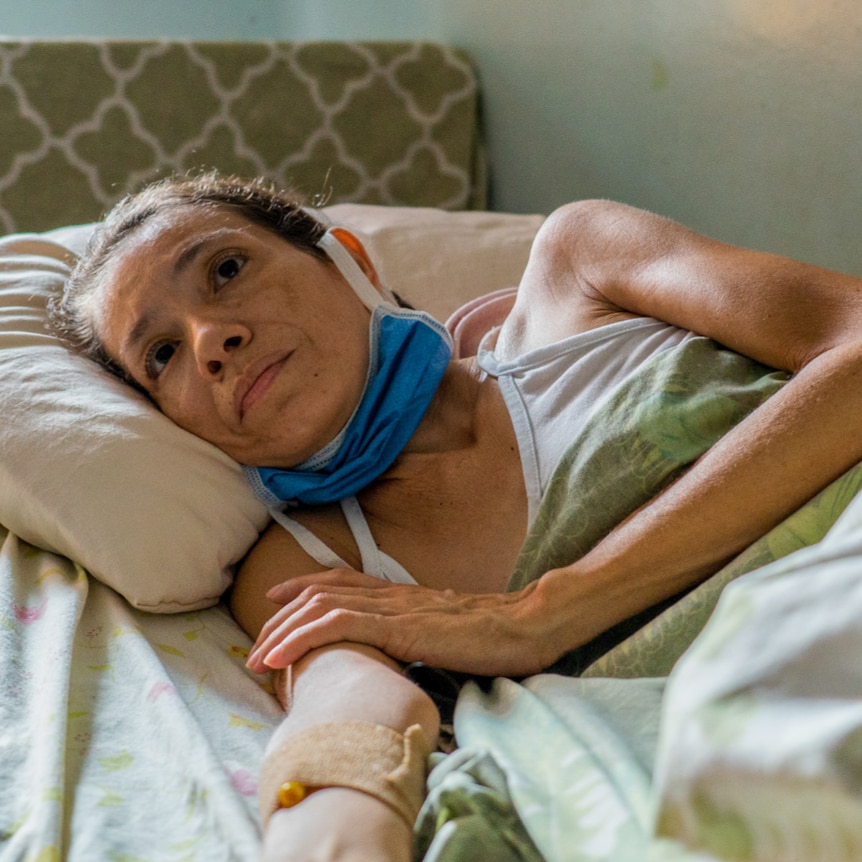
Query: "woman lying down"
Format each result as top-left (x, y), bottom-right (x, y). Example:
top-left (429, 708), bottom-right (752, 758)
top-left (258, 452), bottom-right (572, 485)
top-left (49, 172), bottom-right (862, 861)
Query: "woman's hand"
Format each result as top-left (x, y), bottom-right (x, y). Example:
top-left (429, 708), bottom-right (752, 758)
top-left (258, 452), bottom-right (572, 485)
top-left (262, 787), bottom-right (411, 862)
top-left (246, 568), bottom-right (557, 677)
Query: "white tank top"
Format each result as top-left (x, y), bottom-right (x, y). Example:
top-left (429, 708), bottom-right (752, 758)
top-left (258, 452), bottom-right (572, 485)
top-left (478, 316), bottom-right (694, 525)
top-left (272, 316), bottom-right (692, 583)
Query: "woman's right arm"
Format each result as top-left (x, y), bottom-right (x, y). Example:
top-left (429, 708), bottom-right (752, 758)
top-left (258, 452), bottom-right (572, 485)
top-left (231, 523), bottom-right (440, 862)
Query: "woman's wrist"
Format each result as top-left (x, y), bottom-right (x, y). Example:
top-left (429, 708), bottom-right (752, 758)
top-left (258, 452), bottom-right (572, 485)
top-left (262, 787), bottom-right (412, 862)
top-left (527, 561), bottom-right (626, 667)
top-left (515, 576), bottom-right (572, 671)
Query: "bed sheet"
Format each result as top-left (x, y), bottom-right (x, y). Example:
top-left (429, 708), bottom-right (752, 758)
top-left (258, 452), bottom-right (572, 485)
top-left (651, 485), bottom-right (862, 861)
top-left (0, 525), bottom-right (282, 862)
top-left (420, 675), bottom-right (664, 862)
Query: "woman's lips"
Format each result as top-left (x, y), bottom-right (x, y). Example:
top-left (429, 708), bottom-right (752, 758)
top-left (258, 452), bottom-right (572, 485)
top-left (236, 353), bottom-right (291, 419)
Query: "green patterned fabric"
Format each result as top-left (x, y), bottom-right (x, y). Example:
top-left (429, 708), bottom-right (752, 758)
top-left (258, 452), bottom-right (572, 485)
top-left (508, 335), bottom-right (862, 677)
top-left (416, 746), bottom-right (544, 862)
top-left (0, 40), bottom-right (485, 233)
top-left (507, 337), bottom-right (790, 674)
top-left (584, 456), bottom-right (862, 680)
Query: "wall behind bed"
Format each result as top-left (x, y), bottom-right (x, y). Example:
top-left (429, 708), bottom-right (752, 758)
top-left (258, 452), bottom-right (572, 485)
top-left (6, 0), bottom-right (862, 277)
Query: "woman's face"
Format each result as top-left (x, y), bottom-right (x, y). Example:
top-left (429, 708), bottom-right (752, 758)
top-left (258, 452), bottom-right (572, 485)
top-left (94, 205), bottom-right (373, 467)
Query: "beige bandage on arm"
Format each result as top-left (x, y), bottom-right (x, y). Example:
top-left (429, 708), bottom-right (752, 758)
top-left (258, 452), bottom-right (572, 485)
top-left (257, 720), bottom-right (431, 829)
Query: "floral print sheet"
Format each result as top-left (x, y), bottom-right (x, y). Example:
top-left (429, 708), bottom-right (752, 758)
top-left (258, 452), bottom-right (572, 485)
top-left (0, 526), bottom-right (282, 862)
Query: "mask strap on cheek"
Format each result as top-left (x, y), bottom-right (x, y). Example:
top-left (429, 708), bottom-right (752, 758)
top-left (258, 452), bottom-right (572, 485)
top-left (316, 230), bottom-right (398, 310)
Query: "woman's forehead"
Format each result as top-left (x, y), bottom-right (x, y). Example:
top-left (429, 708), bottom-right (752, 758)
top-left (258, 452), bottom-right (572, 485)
top-left (119, 204), bottom-right (260, 259)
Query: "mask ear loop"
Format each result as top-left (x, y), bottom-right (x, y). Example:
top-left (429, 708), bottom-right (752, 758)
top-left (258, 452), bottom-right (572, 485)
top-left (317, 230), bottom-right (398, 310)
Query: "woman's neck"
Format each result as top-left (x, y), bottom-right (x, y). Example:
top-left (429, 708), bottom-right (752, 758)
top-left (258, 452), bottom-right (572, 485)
top-left (400, 358), bottom-right (488, 456)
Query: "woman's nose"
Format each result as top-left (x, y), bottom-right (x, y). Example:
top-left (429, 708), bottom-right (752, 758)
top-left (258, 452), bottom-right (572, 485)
top-left (190, 319), bottom-right (250, 378)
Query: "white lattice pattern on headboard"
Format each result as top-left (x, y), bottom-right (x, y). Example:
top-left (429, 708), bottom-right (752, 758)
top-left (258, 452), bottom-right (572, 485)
top-left (0, 40), bottom-right (484, 233)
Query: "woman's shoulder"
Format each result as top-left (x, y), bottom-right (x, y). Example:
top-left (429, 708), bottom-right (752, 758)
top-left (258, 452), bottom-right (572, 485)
top-left (230, 505), bottom-right (362, 637)
top-left (494, 201), bottom-right (643, 360)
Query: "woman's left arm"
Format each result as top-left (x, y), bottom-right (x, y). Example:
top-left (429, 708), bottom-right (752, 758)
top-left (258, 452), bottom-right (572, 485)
top-left (252, 201), bottom-right (862, 676)
top-left (507, 199), bottom-right (862, 655)
top-left (507, 198), bottom-right (862, 373)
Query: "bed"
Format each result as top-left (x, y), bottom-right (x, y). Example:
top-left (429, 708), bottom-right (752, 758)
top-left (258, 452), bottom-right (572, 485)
top-left (2, 38), bottom-right (862, 862)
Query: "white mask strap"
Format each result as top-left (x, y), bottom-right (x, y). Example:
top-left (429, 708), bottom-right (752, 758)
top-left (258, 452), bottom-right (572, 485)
top-left (317, 230), bottom-right (397, 310)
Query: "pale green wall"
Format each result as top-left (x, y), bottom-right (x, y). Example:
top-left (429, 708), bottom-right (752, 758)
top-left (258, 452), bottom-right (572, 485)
top-left (5, 1), bottom-right (862, 275)
top-left (0, 1), bottom-right (285, 40)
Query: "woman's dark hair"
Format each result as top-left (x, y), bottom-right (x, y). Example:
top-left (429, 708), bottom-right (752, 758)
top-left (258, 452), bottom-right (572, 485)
top-left (47, 171), bottom-right (328, 377)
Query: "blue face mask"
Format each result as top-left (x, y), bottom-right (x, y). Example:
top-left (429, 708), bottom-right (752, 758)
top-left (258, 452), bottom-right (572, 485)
top-left (243, 229), bottom-right (453, 507)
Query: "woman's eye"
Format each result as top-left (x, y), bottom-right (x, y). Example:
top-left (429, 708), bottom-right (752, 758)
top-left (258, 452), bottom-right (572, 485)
top-left (214, 255), bottom-right (245, 288)
top-left (145, 340), bottom-right (177, 378)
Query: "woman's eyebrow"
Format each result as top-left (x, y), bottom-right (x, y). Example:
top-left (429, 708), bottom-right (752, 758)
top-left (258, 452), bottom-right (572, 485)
top-left (172, 227), bottom-right (243, 277)
top-left (123, 310), bottom-right (155, 357)
top-left (173, 233), bottom-right (222, 276)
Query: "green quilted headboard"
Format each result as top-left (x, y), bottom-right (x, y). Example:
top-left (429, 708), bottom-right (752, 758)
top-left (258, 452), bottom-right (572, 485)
top-left (0, 39), bottom-right (485, 234)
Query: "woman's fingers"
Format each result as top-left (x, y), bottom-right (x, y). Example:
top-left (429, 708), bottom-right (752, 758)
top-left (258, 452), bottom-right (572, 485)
top-left (247, 577), bottom-right (553, 677)
top-left (258, 608), bottom-right (391, 670)
top-left (247, 571), bottom-right (395, 672)
top-left (253, 570), bottom-right (387, 653)
top-left (249, 580), bottom-right (433, 671)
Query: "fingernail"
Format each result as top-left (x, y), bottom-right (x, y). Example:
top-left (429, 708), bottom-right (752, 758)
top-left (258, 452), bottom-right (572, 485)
top-left (262, 648), bottom-right (281, 669)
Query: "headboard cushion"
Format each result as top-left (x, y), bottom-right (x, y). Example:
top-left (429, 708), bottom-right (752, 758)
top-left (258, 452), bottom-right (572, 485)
top-left (0, 40), bottom-right (485, 233)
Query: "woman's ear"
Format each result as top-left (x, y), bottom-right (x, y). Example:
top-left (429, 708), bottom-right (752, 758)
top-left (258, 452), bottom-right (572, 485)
top-left (328, 227), bottom-right (383, 292)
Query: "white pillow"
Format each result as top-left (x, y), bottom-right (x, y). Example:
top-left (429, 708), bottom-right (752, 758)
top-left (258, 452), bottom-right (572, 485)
top-left (0, 227), bottom-right (270, 611)
top-left (0, 206), bottom-right (543, 612)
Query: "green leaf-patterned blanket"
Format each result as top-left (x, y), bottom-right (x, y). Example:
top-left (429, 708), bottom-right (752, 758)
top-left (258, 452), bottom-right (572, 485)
top-left (510, 335), bottom-right (862, 678)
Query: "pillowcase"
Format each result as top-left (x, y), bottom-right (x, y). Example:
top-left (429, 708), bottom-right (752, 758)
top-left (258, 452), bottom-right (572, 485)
top-left (0, 206), bottom-right (543, 612)
top-left (324, 203), bottom-right (544, 323)
top-left (0, 226), bottom-right (270, 611)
